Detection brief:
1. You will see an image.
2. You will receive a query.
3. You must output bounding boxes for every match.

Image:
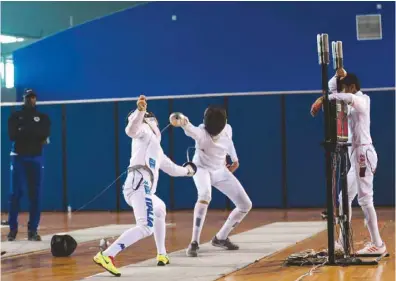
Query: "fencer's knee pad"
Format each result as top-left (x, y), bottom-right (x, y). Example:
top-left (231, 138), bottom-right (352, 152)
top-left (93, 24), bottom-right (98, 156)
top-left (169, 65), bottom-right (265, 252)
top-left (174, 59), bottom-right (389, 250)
top-left (238, 198), bottom-right (252, 213)
top-left (358, 196), bottom-right (373, 208)
top-left (136, 223), bottom-right (154, 237)
top-left (198, 193), bottom-right (211, 204)
top-left (154, 201), bottom-right (166, 218)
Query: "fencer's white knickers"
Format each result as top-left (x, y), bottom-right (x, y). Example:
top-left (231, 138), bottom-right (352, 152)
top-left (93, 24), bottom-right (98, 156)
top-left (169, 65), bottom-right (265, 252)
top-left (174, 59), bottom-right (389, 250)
top-left (340, 144), bottom-right (377, 208)
top-left (123, 168), bottom-right (167, 237)
top-left (193, 166), bottom-right (252, 212)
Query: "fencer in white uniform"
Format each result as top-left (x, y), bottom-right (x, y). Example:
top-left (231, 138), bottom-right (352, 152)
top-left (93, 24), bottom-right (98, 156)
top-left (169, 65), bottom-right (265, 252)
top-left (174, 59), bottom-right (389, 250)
top-left (311, 69), bottom-right (386, 255)
top-left (171, 106), bottom-right (252, 257)
top-left (93, 96), bottom-right (197, 276)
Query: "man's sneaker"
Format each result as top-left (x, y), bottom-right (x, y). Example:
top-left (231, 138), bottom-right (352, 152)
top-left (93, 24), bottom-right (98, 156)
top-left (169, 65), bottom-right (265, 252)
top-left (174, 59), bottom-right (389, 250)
top-left (156, 254), bottom-right (170, 266)
top-left (28, 231), bottom-right (42, 241)
top-left (7, 230), bottom-right (17, 241)
top-left (186, 241), bottom-right (199, 257)
top-left (356, 242), bottom-right (387, 257)
top-left (211, 236), bottom-right (239, 250)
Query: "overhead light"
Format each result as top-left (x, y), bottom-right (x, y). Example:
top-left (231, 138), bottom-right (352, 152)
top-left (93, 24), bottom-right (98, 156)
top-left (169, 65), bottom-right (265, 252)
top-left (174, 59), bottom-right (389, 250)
top-left (0, 35), bottom-right (25, 44)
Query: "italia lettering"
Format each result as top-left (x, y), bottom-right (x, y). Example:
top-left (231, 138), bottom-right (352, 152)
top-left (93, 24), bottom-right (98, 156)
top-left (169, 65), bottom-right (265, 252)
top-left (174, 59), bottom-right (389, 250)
top-left (146, 198), bottom-right (154, 227)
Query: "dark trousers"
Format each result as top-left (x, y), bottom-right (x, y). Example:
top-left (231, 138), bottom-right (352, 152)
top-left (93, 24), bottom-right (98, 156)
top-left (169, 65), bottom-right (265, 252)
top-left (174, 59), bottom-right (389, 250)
top-left (8, 155), bottom-right (43, 232)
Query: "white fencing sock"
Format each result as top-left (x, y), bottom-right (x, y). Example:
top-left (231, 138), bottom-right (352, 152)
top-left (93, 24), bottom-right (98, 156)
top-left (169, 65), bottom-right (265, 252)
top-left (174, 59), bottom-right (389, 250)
top-left (154, 215), bottom-right (167, 255)
top-left (216, 208), bottom-right (248, 240)
top-left (103, 225), bottom-right (151, 257)
top-left (191, 202), bottom-right (208, 244)
top-left (362, 205), bottom-right (383, 247)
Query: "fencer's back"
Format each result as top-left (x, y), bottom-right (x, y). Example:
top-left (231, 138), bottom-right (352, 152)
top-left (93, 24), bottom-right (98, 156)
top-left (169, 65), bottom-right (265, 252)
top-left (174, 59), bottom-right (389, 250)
top-left (348, 91), bottom-right (372, 146)
top-left (193, 124), bottom-right (233, 170)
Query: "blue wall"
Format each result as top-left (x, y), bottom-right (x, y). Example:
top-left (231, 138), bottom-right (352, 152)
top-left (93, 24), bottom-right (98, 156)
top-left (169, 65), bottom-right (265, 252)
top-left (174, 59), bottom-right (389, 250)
top-left (13, 2), bottom-right (395, 101)
top-left (1, 90), bottom-right (394, 212)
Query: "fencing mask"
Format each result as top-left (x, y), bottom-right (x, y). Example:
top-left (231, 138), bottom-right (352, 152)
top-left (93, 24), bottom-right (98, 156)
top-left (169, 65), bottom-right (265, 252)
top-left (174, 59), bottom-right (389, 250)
top-left (51, 234), bottom-right (78, 257)
top-left (203, 106), bottom-right (227, 138)
top-left (126, 110), bottom-right (161, 138)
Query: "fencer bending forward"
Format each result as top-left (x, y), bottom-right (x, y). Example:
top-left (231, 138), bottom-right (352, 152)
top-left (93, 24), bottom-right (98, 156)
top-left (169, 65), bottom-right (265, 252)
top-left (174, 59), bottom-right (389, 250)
top-left (93, 95), bottom-right (197, 277)
top-left (173, 106), bottom-right (252, 257)
top-left (311, 69), bottom-right (387, 255)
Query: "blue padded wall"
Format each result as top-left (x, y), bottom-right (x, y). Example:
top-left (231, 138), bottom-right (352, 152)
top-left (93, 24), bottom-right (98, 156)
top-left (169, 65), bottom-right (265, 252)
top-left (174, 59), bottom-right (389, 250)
top-left (65, 102), bottom-right (116, 211)
top-left (369, 91), bottom-right (395, 206)
top-left (285, 94), bottom-right (327, 208)
top-left (1, 106), bottom-right (14, 212)
top-left (1, 91), bottom-right (394, 211)
top-left (172, 97), bottom-right (226, 209)
top-left (228, 96), bottom-right (283, 208)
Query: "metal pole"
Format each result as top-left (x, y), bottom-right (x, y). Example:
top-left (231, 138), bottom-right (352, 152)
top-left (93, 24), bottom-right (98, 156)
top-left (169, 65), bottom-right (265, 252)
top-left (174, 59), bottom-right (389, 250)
top-left (318, 33), bottom-right (335, 265)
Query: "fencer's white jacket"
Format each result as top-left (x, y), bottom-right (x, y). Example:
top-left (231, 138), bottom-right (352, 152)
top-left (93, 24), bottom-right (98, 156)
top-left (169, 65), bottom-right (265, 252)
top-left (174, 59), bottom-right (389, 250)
top-left (182, 123), bottom-right (238, 170)
top-left (328, 76), bottom-right (372, 147)
top-left (125, 110), bottom-right (189, 194)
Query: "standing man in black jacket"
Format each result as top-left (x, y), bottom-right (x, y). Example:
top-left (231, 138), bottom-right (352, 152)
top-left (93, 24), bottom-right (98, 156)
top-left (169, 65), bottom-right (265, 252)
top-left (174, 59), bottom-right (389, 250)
top-left (7, 89), bottom-right (51, 241)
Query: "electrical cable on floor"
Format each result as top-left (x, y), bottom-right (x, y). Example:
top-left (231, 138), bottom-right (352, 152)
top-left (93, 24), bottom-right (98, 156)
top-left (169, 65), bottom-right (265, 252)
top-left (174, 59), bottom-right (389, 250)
top-left (293, 258), bottom-right (328, 281)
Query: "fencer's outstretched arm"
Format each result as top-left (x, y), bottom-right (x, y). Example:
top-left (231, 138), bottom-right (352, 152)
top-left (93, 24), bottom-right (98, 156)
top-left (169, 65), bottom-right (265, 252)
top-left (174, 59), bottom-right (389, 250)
top-left (125, 110), bottom-right (146, 138)
top-left (181, 121), bottom-right (205, 141)
top-left (160, 154), bottom-right (194, 177)
top-left (328, 93), bottom-right (368, 112)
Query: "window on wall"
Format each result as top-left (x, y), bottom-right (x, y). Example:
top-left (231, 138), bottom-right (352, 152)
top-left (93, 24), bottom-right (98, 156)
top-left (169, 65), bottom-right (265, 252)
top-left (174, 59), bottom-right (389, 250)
top-left (0, 62), bottom-right (4, 81)
top-left (5, 61), bottom-right (14, 88)
top-left (0, 58), bottom-right (14, 88)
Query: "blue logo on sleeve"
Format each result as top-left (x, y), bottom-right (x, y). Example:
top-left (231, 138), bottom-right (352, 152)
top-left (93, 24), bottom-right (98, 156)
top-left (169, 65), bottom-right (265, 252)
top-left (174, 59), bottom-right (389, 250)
top-left (149, 158), bottom-right (156, 168)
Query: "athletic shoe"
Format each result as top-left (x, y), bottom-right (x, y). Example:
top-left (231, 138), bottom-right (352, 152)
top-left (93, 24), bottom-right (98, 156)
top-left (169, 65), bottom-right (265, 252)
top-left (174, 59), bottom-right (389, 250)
top-left (93, 251), bottom-right (121, 277)
top-left (356, 242), bottom-right (387, 256)
top-left (157, 254), bottom-right (170, 266)
top-left (7, 230), bottom-right (17, 241)
top-left (186, 241), bottom-right (199, 257)
top-left (211, 236), bottom-right (239, 250)
top-left (28, 231), bottom-right (42, 241)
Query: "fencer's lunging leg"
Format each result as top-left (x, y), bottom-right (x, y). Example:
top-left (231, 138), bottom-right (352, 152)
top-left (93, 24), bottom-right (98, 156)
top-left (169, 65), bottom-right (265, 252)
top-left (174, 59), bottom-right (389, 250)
top-left (213, 170), bottom-right (252, 241)
top-left (152, 195), bottom-right (167, 255)
top-left (104, 186), bottom-right (154, 257)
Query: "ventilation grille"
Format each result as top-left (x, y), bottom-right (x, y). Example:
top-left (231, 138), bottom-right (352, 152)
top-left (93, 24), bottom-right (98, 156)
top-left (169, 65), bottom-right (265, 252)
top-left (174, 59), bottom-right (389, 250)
top-left (356, 14), bottom-right (382, 41)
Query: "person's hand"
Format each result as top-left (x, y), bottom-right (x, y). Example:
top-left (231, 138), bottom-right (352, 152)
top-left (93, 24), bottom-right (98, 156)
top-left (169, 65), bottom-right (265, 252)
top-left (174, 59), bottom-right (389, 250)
top-left (137, 95), bottom-right (147, 111)
top-left (183, 162), bottom-right (197, 176)
top-left (227, 161), bottom-right (239, 173)
top-left (336, 68), bottom-right (347, 79)
top-left (169, 112), bottom-right (189, 127)
top-left (310, 96), bottom-right (324, 117)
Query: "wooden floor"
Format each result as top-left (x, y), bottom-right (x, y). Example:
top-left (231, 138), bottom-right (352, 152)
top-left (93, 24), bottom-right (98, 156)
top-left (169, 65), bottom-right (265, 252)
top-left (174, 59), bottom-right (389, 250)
top-left (1, 208), bottom-right (394, 281)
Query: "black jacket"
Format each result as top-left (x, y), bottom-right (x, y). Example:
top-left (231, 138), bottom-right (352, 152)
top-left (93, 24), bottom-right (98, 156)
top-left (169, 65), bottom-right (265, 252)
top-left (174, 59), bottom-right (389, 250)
top-left (8, 107), bottom-right (51, 156)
